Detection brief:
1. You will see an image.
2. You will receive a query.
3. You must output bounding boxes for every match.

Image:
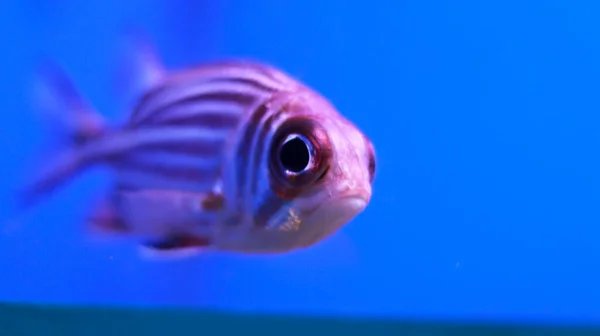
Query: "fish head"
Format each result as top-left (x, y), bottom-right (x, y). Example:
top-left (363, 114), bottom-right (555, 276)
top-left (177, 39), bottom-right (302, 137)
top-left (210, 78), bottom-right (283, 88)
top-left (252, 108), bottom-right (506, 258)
top-left (252, 91), bottom-right (375, 248)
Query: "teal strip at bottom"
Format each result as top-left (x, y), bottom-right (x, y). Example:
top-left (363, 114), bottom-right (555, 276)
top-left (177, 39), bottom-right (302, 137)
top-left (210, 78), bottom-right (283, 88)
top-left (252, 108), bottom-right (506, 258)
top-left (0, 303), bottom-right (598, 336)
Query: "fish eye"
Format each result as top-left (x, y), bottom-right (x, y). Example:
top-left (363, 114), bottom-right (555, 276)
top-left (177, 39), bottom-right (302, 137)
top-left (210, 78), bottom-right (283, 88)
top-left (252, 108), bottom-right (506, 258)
top-left (278, 134), bottom-right (313, 174)
top-left (269, 117), bottom-right (332, 190)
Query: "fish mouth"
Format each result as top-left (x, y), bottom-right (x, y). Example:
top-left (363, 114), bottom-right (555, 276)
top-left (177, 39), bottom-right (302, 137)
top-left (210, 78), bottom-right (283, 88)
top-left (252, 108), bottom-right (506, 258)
top-left (306, 184), bottom-right (371, 221)
top-left (260, 192), bottom-right (369, 251)
top-left (286, 195), bottom-right (368, 248)
top-left (264, 184), bottom-right (370, 233)
top-left (305, 195), bottom-right (368, 230)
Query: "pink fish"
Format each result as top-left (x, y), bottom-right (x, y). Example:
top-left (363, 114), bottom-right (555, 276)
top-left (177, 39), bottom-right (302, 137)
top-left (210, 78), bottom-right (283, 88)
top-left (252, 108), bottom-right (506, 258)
top-left (20, 35), bottom-right (376, 257)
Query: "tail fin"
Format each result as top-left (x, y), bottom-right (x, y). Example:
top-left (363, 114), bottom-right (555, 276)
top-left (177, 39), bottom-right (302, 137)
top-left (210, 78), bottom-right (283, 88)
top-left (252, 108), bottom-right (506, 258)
top-left (34, 61), bottom-right (106, 145)
top-left (18, 61), bottom-right (107, 209)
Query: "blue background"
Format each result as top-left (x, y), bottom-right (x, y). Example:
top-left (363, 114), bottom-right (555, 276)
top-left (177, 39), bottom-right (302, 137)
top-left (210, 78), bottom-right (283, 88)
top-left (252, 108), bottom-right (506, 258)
top-left (1, 0), bottom-right (600, 325)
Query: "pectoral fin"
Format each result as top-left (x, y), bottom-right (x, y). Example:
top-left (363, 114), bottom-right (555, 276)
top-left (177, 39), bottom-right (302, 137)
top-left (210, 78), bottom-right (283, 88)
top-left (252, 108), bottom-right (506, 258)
top-left (86, 188), bottom-right (224, 249)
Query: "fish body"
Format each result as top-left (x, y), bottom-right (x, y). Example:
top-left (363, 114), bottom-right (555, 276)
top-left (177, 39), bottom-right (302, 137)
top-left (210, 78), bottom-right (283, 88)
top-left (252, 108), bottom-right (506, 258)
top-left (21, 36), bottom-right (376, 257)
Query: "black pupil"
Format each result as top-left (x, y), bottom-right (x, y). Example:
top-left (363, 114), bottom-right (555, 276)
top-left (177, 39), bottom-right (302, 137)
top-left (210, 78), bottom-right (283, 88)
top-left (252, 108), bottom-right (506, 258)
top-left (279, 136), bottom-right (311, 173)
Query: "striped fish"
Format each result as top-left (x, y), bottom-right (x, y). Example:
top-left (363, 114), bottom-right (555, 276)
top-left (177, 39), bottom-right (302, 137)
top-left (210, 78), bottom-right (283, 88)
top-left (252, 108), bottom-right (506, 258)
top-left (20, 35), bottom-right (376, 257)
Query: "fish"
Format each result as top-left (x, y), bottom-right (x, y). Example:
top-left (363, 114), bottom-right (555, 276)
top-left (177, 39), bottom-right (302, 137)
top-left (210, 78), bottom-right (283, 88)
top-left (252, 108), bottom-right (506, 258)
top-left (19, 34), bottom-right (376, 257)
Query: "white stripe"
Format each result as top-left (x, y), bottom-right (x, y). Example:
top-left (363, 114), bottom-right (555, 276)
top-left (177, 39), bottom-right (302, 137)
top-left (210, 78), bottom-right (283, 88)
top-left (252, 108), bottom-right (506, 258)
top-left (122, 150), bottom-right (221, 171)
top-left (153, 100), bottom-right (244, 124)
top-left (80, 126), bottom-right (228, 158)
top-left (242, 105), bottom-right (279, 214)
top-left (112, 189), bottom-right (217, 237)
top-left (115, 168), bottom-right (219, 192)
top-left (134, 80), bottom-right (274, 123)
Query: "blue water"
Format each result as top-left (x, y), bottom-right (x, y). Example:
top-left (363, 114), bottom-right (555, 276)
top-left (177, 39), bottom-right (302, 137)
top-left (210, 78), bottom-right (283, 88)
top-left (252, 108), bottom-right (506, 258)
top-left (2, 0), bottom-right (600, 325)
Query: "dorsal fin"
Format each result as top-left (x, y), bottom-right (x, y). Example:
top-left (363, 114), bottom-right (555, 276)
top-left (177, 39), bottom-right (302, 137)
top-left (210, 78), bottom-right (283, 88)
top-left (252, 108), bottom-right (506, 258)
top-left (114, 28), bottom-right (165, 107)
